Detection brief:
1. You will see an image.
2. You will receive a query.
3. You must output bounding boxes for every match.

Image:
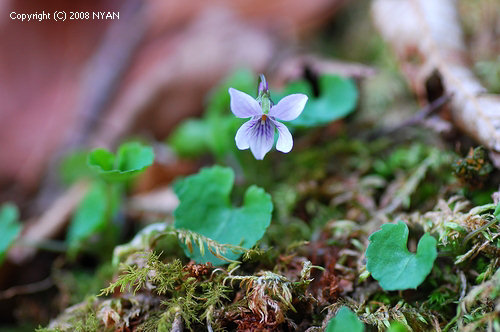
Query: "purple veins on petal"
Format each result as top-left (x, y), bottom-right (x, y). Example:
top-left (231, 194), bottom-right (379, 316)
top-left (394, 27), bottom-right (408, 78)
top-left (229, 81), bottom-right (308, 160)
top-left (234, 116), bottom-right (276, 160)
top-left (247, 117), bottom-right (275, 160)
top-left (269, 94), bottom-right (308, 121)
top-left (235, 117), bottom-right (259, 150)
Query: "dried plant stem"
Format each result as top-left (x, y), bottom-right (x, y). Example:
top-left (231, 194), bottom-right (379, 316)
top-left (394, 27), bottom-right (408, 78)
top-left (0, 276), bottom-right (53, 300)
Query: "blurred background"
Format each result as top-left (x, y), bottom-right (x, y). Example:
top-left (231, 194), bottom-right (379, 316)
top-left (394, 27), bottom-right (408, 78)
top-left (0, 0), bottom-right (351, 204)
top-left (1, 0), bottom-right (358, 326)
top-left (3, 0), bottom-right (499, 207)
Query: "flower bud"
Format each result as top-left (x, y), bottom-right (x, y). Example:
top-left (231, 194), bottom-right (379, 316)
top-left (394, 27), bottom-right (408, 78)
top-left (258, 74), bottom-right (269, 97)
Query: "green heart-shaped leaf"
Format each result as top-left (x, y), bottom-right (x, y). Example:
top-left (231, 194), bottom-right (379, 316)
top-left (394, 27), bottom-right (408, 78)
top-left (174, 166), bottom-right (273, 265)
top-left (366, 221), bottom-right (437, 291)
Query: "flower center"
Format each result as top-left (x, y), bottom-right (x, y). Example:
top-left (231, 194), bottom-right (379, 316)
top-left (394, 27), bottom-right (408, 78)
top-left (261, 114), bottom-right (267, 125)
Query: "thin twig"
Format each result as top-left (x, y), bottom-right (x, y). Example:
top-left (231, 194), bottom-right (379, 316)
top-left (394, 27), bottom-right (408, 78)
top-left (15, 238), bottom-right (68, 253)
top-left (458, 270), bottom-right (467, 301)
top-left (368, 93), bottom-right (452, 139)
top-left (0, 277), bottom-right (53, 300)
top-left (8, 181), bottom-right (89, 264)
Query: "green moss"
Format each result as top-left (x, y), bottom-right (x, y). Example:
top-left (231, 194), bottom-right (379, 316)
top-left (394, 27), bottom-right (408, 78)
top-left (101, 252), bottom-right (186, 296)
top-left (74, 313), bottom-right (100, 332)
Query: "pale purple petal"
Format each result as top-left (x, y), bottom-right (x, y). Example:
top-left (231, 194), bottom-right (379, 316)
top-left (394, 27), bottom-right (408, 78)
top-left (248, 118), bottom-right (275, 160)
top-left (229, 88), bottom-right (262, 118)
top-left (235, 117), bottom-right (259, 150)
top-left (271, 119), bottom-right (293, 153)
top-left (269, 94), bottom-right (308, 121)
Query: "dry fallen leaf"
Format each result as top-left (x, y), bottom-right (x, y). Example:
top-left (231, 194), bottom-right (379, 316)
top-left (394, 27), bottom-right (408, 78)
top-left (0, 0), bottom-right (349, 195)
top-left (372, 0), bottom-right (500, 156)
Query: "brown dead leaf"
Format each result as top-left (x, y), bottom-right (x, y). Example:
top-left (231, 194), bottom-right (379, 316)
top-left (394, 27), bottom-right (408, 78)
top-left (147, 0), bottom-right (347, 38)
top-left (1, 0), bottom-right (349, 196)
top-left (0, 1), bottom-right (113, 192)
top-left (372, 0), bottom-right (500, 157)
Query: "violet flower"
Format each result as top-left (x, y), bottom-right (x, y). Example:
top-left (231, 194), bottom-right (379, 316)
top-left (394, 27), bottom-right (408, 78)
top-left (229, 75), bottom-right (308, 160)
